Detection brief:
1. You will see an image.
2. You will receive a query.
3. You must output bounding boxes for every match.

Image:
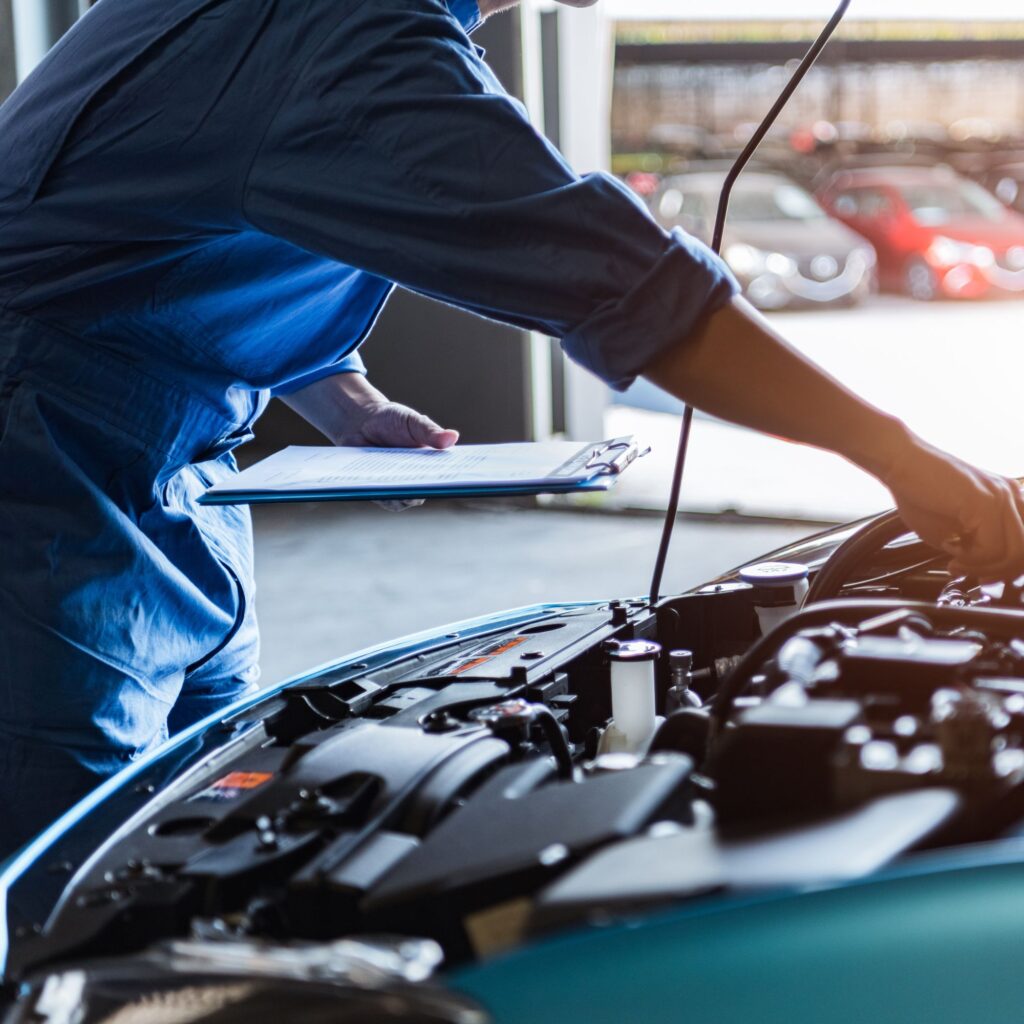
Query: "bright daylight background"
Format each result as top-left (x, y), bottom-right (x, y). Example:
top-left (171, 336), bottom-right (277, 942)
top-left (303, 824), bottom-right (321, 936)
top-left (601, 0), bottom-right (1024, 523)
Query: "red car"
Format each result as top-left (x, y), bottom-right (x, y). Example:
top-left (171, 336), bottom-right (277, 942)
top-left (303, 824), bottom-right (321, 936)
top-left (817, 166), bottom-right (1024, 300)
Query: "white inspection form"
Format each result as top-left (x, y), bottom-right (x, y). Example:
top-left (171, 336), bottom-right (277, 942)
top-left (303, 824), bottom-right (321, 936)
top-left (201, 438), bottom-right (643, 505)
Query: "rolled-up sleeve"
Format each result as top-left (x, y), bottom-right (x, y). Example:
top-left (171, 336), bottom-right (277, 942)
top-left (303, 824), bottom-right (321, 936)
top-left (243, 0), bottom-right (737, 391)
top-left (271, 348), bottom-right (368, 397)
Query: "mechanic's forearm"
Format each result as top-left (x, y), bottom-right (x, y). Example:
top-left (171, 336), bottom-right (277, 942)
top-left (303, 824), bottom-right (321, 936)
top-left (643, 296), bottom-right (913, 482)
top-left (281, 372), bottom-right (387, 444)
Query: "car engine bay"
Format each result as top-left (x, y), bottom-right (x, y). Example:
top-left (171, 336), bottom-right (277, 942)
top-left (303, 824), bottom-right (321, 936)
top-left (8, 510), bottom-right (1024, 1020)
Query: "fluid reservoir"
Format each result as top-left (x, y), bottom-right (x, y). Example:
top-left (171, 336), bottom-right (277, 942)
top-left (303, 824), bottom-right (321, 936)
top-left (603, 640), bottom-right (662, 754)
top-left (739, 562), bottom-right (810, 637)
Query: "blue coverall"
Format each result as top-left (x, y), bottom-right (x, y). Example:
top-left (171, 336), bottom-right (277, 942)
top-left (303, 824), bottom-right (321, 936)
top-left (0, 0), bottom-right (736, 854)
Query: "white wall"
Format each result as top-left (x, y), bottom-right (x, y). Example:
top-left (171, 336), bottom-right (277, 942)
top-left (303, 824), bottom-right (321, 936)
top-left (11, 0), bottom-right (86, 82)
top-left (11, 0), bottom-right (49, 81)
top-left (557, 3), bottom-right (615, 441)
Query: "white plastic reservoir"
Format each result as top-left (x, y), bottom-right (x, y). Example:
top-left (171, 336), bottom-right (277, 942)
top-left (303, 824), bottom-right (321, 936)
top-left (739, 561), bottom-right (810, 637)
top-left (606, 640), bottom-right (662, 754)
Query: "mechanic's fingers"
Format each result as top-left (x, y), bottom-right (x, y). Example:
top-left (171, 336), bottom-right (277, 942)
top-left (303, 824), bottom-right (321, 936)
top-left (996, 478), bottom-right (1024, 574)
top-left (1012, 478), bottom-right (1024, 522)
top-left (1007, 484), bottom-right (1024, 578)
top-left (949, 488), bottom-right (1009, 569)
top-left (948, 562), bottom-right (1022, 586)
top-left (949, 559), bottom-right (1007, 584)
top-left (431, 428), bottom-right (460, 450)
top-left (405, 411), bottom-right (459, 450)
top-left (950, 480), bottom-right (1024, 578)
top-left (375, 498), bottom-right (426, 512)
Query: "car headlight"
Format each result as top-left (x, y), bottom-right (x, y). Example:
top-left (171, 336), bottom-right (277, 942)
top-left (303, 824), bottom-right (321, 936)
top-left (970, 245), bottom-right (996, 268)
top-left (724, 243), bottom-right (767, 278)
top-left (808, 254), bottom-right (839, 280)
top-left (765, 252), bottom-right (798, 277)
top-left (852, 246), bottom-right (877, 268)
top-left (927, 236), bottom-right (986, 267)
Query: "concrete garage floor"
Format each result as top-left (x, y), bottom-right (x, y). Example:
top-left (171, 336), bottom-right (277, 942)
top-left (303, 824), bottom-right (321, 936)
top-left (252, 501), bottom-right (809, 686)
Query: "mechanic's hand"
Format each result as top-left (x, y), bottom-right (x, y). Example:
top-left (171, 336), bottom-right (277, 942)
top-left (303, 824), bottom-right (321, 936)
top-left (335, 400), bottom-right (459, 513)
top-left (279, 374), bottom-right (460, 512)
top-left (884, 439), bottom-right (1024, 582)
top-left (333, 400), bottom-right (460, 451)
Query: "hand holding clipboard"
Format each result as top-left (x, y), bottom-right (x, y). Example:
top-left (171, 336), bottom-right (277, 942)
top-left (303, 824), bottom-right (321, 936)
top-left (200, 437), bottom-right (649, 506)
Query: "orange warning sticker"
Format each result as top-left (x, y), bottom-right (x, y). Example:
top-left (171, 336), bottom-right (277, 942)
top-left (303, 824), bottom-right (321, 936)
top-left (450, 634), bottom-right (528, 675)
top-left (488, 637), bottom-right (528, 656)
top-left (450, 637), bottom-right (528, 676)
top-left (212, 771), bottom-right (272, 791)
top-left (452, 657), bottom-right (492, 676)
top-left (191, 769), bottom-right (274, 803)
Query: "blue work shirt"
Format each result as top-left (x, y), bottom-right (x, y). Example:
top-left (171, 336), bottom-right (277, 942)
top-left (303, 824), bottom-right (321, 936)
top-left (0, 0), bottom-right (736, 851)
top-left (0, 0), bottom-right (735, 402)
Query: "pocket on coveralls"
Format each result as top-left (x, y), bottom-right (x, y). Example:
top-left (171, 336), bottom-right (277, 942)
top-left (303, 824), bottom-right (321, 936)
top-left (165, 457), bottom-right (256, 680)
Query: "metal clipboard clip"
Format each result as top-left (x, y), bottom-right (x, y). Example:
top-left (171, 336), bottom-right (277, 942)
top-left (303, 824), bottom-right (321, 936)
top-left (584, 438), bottom-right (651, 477)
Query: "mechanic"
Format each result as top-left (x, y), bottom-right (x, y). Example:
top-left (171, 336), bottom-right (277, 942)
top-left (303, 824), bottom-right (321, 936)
top-left (1, 0), bottom-right (1022, 858)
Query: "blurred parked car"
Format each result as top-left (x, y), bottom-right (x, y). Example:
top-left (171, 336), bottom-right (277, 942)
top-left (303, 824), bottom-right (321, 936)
top-left (652, 170), bottom-right (876, 311)
top-left (977, 163), bottom-right (1024, 215)
top-left (818, 166), bottom-right (1024, 301)
top-left (623, 171), bottom-right (662, 199)
top-left (647, 123), bottom-right (722, 160)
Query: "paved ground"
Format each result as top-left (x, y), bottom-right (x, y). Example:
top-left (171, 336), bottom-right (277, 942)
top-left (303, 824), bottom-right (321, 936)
top-left (611, 295), bottom-right (1024, 521)
top-left (252, 501), bottom-right (807, 685)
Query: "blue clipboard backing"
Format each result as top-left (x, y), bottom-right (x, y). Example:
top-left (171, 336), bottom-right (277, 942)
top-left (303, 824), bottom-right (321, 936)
top-left (199, 475), bottom-right (616, 507)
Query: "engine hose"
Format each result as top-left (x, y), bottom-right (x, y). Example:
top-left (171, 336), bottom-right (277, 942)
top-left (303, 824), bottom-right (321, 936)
top-left (534, 706), bottom-right (575, 780)
top-left (805, 509), bottom-right (913, 605)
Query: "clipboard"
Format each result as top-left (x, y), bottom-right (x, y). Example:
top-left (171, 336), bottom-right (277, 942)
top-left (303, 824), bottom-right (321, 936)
top-left (199, 436), bottom-right (648, 506)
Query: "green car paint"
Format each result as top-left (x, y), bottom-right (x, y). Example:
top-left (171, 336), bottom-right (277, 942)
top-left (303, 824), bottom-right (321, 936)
top-left (454, 855), bottom-right (1024, 1024)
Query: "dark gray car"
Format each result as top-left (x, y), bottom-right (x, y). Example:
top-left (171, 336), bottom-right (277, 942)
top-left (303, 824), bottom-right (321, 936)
top-left (652, 170), bottom-right (877, 310)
